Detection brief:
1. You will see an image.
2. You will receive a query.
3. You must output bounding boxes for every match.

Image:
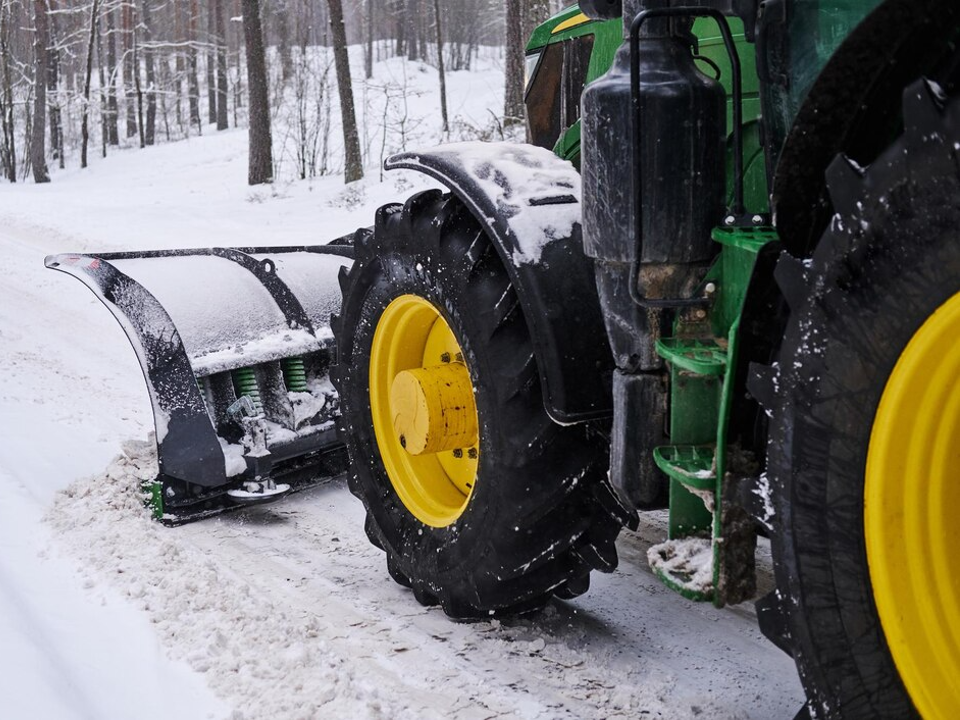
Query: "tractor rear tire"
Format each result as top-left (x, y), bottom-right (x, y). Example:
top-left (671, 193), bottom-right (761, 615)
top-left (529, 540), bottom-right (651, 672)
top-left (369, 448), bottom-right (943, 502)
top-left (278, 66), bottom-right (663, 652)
top-left (763, 80), bottom-right (960, 718)
top-left (333, 190), bottom-right (624, 619)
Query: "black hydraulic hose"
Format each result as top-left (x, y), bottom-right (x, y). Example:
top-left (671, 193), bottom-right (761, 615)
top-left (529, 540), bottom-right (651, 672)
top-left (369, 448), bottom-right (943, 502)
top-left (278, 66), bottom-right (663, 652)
top-left (627, 7), bottom-right (745, 309)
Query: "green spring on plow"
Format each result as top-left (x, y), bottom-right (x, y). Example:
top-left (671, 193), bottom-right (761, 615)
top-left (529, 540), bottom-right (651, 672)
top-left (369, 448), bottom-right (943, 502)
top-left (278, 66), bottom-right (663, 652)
top-left (232, 366), bottom-right (263, 413)
top-left (281, 356), bottom-right (309, 393)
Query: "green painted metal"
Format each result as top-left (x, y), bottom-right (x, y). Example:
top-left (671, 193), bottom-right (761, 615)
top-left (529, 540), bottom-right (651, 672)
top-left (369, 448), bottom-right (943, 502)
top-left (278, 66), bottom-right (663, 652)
top-left (146, 478), bottom-right (164, 520)
top-left (527, 7), bottom-right (768, 210)
top-left (656, 227), bottom-right (778, 605)
top-left (522, 6), bottom-right (786, 604)
top-left (653, 445), bottom-right (716, 490)
top-left (663, 363), bottom-right (718, 542)
top-left (764, 0), bottom-right (885, 158)
top-left (526, 6), bottom-right (597, 50)
top-left (655, 338), bottom-right (727, 377)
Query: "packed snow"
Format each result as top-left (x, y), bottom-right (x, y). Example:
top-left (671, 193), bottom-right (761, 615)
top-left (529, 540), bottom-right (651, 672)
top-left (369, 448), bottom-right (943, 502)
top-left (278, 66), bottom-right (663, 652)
top-left (0, 44), bottom-right (804, 719)
top-left (647, 538), bottom-right (716, 596)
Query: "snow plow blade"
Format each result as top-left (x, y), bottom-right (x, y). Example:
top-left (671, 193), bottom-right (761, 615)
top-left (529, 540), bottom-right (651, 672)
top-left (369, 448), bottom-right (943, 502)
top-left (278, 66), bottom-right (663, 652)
top-left (45, 243), bottom-right (356, 525)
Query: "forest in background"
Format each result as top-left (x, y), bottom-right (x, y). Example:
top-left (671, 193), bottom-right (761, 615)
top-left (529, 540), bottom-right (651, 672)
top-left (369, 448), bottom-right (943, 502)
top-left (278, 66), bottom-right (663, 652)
top-left (0, 0), bottom-right (570, 185)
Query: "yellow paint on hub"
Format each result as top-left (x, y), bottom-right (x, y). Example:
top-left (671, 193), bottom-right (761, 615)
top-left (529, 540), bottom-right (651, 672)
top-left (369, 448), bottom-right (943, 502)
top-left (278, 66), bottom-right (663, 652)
top-left (866, 291), bottom-right (960, 719)
top-left (390, 364), bottom-right (479, 455)
top-left (370, 295), bottom-right (480, 527)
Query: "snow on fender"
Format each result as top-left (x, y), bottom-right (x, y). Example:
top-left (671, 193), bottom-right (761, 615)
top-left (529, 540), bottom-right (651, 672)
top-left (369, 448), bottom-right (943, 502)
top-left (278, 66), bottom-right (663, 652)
top-left (384, 142), bottom-right (613, 424)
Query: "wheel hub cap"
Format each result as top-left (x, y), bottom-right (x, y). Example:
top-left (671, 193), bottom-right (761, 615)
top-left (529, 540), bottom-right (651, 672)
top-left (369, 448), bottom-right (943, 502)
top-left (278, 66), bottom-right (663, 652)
top-left (390, 364), bottom-right (479, 456)
top-left (369, 294), bottom-right (480, 527)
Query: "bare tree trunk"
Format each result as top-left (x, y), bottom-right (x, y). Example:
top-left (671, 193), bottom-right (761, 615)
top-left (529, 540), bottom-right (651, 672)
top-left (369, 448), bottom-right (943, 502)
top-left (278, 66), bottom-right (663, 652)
top-left (364, 0), bottom-right (373, 79)
top-left (188, 0), bottom-right (201, 132)
top-left (96, 13), bottom-right (108, 157)
top-left (142, 0), bottom-right (156, 145)
top-left (523, 0), bottom-right (550, 44)
top-left (206, 0), bottom-right (216, 123)
top-left (405, 0), bottom-right (418, 61)
top-left (231, 0), bottom-right (241, 129)
top-left (215, 0), bottom-right (228, 130)
top-left (81, 0), bottom-right (101, 168)
top-left (274, 0), bottom-right (292, 83)
top-left (174, 0), bottom-right (184, 131)
top-left (0, 1), bottom-right (14, 182)
top-left (394, 0), bottom-right (405, 56)
top-left (31, 0), bottom-right (50, 182)
top-left (432, 0), bottom-right (447, 135)
top-left (504, 0), bottom-right (524, 126)
top-left (326, 0), bottom-right (362, 183)
top-left (105, 7), bottom-right (119, 145)
top-left (241, 0), bottom-right (272, 184)
top-left (124, 1), bottom-right (138, 138)
top-left (134, 3), bottom-right (145, 149)
top-left (48, 0), bottom-right (62, 168)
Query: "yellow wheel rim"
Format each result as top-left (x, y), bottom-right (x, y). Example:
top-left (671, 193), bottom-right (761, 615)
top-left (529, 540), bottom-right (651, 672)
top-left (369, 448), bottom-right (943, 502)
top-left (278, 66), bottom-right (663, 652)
top-left (370, 295), bottom-right (480, 527)
top-left (866, 290), bottom-right (960, 719)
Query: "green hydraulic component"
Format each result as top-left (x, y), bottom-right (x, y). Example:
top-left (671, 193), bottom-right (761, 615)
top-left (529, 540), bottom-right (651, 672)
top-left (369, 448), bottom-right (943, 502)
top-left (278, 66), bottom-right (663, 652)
top-left (655, 227), bottom-right (779, 605)
top-left (655, 338), bottom-right (727, 377)
top-left (232, 367), bottom-right (263, 414)
top-left (281, 356), bottom-right (309, 393)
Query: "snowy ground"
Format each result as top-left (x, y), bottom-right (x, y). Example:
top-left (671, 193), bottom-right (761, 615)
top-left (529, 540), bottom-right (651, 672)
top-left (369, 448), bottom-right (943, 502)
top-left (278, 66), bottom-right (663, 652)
top-left (0, 48), bottom-right (805, 719)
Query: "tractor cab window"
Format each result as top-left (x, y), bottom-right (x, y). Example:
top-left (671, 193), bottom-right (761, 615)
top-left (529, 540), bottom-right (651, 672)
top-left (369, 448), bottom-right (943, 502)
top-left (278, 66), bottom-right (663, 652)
top-left (525, 34), bottom-right (595, 152)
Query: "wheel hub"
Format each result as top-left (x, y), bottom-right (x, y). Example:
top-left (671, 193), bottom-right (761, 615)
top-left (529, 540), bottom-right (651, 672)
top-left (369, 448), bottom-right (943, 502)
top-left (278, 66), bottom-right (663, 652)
top-left (866, 290), bottom-right (960, 719)
top-left (369, 294), bottom-right (480, 527)
top-left (390, 364), bottom-right (479, 456)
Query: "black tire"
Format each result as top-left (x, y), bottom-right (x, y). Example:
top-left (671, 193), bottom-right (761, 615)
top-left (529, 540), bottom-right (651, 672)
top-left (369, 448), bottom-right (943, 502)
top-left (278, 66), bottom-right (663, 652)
top-left (763, 80), bottom-right (960, 718)
top-left (333, 189), bottom-right (624, 619)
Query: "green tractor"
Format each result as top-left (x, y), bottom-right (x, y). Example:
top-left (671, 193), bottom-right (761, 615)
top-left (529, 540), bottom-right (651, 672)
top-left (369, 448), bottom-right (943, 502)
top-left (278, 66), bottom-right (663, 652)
top-left (48, 0), bottom-right (960, 717)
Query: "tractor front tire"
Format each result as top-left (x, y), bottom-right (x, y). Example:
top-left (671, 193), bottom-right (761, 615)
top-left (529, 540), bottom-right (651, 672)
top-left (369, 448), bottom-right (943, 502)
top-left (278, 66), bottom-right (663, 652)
top-left (333, 190), bottom-right (623, 619)
top-left (764, 80), bottom-right (960, 718)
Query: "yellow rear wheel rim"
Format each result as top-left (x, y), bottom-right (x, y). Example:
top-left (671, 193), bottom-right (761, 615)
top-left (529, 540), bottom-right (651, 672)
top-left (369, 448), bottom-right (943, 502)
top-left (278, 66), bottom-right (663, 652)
top-left (866, 291), bottom-right (960, 719)
top-left (370, 295), bottom-right (479, 527)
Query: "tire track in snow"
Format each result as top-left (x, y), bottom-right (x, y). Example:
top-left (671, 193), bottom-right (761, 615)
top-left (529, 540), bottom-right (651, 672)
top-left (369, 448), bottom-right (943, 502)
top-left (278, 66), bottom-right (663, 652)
top-left (46, 441), bottom-right (802, 719)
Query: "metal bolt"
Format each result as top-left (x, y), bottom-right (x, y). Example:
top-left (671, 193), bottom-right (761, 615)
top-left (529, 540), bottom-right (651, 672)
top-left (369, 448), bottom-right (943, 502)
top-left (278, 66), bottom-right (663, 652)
top-left (452, 448), bottom-right (463, 458)
top-left (694, 309), bottom-right (707, 321)
top-left (724, 215), bottom-right (735, 225)
top-left (440, 352), bottom-right (451, 363)
top-left (467, 448), bottom-right (478, 459)
top-left (704, 282), bottom-right (717, 295)
top-left (455, 352), bottom-right (463, 363)
top-left (752, 214), bottom-right (764, 225)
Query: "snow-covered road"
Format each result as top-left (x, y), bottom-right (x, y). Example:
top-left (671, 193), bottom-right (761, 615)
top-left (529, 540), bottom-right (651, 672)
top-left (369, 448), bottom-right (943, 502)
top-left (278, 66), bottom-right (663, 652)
top-left (1, 51), bottom-right (804, 718)
top-left (0, 162), bottom-right (805, 720)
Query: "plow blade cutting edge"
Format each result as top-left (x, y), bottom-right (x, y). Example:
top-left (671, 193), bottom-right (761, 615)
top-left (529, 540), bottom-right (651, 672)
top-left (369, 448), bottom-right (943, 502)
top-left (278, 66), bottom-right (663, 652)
top-left (45, 242), bottom-right (356, 524)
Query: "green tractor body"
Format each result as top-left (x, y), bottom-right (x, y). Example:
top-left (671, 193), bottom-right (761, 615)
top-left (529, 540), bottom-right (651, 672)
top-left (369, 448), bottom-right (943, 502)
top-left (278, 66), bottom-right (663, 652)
top-left (46, 0), bottom-right (960, 717)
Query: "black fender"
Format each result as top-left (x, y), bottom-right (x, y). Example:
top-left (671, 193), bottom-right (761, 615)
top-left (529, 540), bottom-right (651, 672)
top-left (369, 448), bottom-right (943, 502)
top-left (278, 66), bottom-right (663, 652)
top-left (386, 143), bottom-right (614, 423)
top-left (770, 0), bottom-right (960, 256)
